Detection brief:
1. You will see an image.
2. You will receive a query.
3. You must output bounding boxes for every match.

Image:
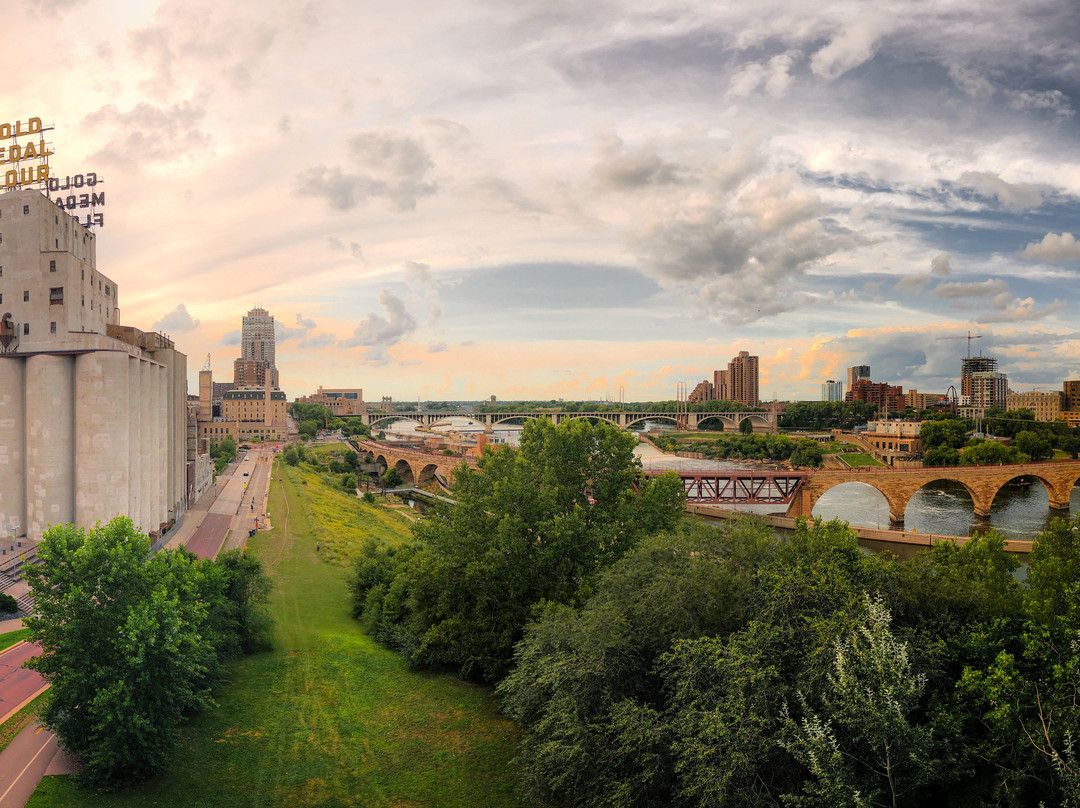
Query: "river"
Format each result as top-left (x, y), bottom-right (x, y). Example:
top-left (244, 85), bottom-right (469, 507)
top-left (382, 419), bottom-right (1079, 543)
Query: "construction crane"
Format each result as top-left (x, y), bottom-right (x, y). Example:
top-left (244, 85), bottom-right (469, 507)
top-left (936, 330), bottom-right (982, 357)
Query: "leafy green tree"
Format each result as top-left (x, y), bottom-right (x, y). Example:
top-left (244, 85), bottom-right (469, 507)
top-left (780, 596), bottom-right (941, 807)
top-left (215, 549), bottom-right (274, 654)
top-left (739, 417), bottom-right (754, 435)
top-left (282, 445), bottom-right (300, 466)
top-left (922, 445), bottom-right (960, 466)
top-left (0, 592), bottom-right (16, 613)
top-left (959, 440), bottom-right (1020, 465)
top-left (341, 473), bottom-right (358, 492)
top-left (1013, 429), bottom-right (1053, 461)
top-left (299, 419), bottom-right (319, 440)
top-left (920, 418), bottom-right (968, 451)
top-left (380, 467), bottom-right (403, 488)
top-left (23, 519), bottom-right (225, 788)
top-left (356, 417), bottom-right (685, 681)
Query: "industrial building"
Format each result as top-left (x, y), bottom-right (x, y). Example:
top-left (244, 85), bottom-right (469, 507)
top-left (0, 188), bottom-right (192, 542)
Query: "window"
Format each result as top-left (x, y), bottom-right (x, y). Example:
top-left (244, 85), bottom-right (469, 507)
top-left (23, 205), bottom-right (29, 215)
top-left (50, 322), bottom-right (56, 334)
top-left (105, 284), bottom-right (110, 296)
top-left (50, 287), bottom-right (63, 304)
top-left (81, 295), bottom-right (84, 307)
top-left (0, 294), bottom-right (3, 304)
top-left (81, 270), bottom-right (84, 280)
top-left (49, 260), bottom-right (56, 272)
top-left (55, 239), bottom-right (58, 248)
top-left (22, 323), bottom-right (28, 335)
top-left (23, 291), bottom-right (28, 302)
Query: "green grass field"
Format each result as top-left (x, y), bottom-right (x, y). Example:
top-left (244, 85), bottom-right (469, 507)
top-left (0, 626), bottom-right (29, 652)
top-left (29, 459), bottom-right (529, 808)
top-left (841, 453), bottom-right (885, 468)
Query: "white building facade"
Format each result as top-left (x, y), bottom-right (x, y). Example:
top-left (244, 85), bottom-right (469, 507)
top-left (0, 189), bottom-right (188, 542)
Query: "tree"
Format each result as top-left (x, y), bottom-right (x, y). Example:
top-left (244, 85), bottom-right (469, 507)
top-left (355, 417), bottom-right (685, 681)
top-left (780, 597), bottom-right (940, 807)
top-left (1014, 429), bottom-right (1053, 461)
top-left (739, 417), bottom-right (753, 435)
top-left (790, 439), bottom-right (824, 468)
top-left (380, 467), bottom-right (403, 488)
top-left (922, 445), bottom-right (960, 466)
top-left (215, 549), bottom-right (274, 654)
top-left (959, 440), bottom-right (1020, 465)
top-left (0, 592), bottom-right (16, 613)
top-left (23, 519), bottom-right (226, 788)
top-left (921, 418), bottom-right (968, 451)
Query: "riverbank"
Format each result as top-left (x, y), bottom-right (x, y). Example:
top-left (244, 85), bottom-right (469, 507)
top-left (688, 504), bottom-right (1034, 553)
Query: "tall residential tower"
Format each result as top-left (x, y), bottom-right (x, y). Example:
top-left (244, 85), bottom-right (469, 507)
top-left (233, 306), bottom-right (278, 388)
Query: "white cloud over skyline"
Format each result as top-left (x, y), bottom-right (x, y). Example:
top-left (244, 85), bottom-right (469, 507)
top-left (4, 0), bottom-right (1080, 400)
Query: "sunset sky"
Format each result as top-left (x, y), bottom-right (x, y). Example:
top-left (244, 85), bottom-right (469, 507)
top-left (5, 0), bottom-right (1080, 401)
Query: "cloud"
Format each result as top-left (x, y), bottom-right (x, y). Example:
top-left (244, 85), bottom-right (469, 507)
top-left (930, 252), bottom-right (951, 276)
top-left (220, 330), bottom-right (240, 346)
top-left (83, 101), bottom-right (212, 165)
top-left (630, 166), bottom-right (841, 325)
top-left (1004, 88), bottom-right (1074, 118)
top-left (809, 20), bottom-right (882, 80)
top-left (153, 303), bottom-right (200, 333)
top-left (934, 279), bottom-right (1010, 299)
top-left (403, 261), bottom-right (431, 285)
top-left (297, 333), bottom-right (336, 350)
top-left (947, 64), bottom-right (995, 99)
top-left (427, 342), bottom-right (449, 353)
top-left (728, 53), bottom-right (795, 98)
top-left (894, 275), bottom-right (930, 294)
top-left (592, 133), bottom-right (688, 190)
top-left (980, 298), bottom-right (1067, 323)
top-left (296, 131), bottom-right (437, 212)
top-left (341, 290), bottom-right (418, 359)
top-left (1018, 232), bottom-right (1080, 262)
top-left (275, 314), bottom-right (316, 341)
top-left (957, 171), bottom-right (1043, 211)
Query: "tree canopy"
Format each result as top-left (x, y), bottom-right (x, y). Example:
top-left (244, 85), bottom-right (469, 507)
top-left (351, 417), bottom-right (685, 681)
top-left (24, 518), bottom-right (272, 789)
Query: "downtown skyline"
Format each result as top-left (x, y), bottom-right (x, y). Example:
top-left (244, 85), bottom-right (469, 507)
top-left (4, 0), bottom-right (1080, 401)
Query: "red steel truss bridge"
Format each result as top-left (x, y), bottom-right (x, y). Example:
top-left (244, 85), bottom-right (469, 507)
top-left (640, 469), bottom-right (807, 505)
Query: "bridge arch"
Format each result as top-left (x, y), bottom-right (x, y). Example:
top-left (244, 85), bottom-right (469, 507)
top-left (417, 463), bottom-right (440, 482)
top-left (393, 459), bottom-right (414, 484)
top-left (368, 414), bottom-right (422, 429)
top-left (624, 414), bottom-right (678, 430)
top-left (490, 414), bottom-right (542, 427)
top-left (811, 481), bottom-right (892, 528)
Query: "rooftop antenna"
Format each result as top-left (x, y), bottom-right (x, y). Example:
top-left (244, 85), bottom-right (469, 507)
top-left (202, 353), bottom-right (211, 371)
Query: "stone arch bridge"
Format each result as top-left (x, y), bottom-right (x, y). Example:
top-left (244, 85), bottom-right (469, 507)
top-left (353, 439), bottom-right (475, 485)
top-left (788, 461), bottom-right (1080, 524)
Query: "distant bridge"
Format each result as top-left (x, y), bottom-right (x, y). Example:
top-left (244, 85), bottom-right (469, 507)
top-left (354, 409), bottom-right (777, 431)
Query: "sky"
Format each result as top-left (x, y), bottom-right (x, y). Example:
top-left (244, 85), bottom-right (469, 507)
top-left (5, 0), bottom-right (1080, 402)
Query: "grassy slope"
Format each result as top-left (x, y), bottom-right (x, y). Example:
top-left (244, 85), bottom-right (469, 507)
top-left (0, 627), bottom-right (30, 652)
top-left (29, 460), bottom-right (528, 808)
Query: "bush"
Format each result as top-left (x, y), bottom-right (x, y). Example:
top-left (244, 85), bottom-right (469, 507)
top-left (0, 592), bottom-right (17, 613)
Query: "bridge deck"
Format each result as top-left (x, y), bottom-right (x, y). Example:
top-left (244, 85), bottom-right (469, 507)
top-left (642, 469), bottom-right (806, 504)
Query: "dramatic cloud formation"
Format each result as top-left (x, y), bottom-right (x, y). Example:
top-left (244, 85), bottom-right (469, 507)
top-left (153, 303), bottom-right (200, 333)
top-left (5, 0), bottom-right (1080, 399)
top-left (1019, 232), bottom-right (1080, 262)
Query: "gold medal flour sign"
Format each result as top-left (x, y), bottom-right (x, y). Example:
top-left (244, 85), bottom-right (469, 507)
top-left (0, 117), bottom-right (53, 190)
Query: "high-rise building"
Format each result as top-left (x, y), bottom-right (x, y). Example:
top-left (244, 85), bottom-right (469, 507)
top-left (1063, 380), bottom-right (1080, 411)
top-left (968, 370), bottom-right (1008, 411)
top-left (0, 189), bottom-right (191, 541)
top-left (846, 380), bottom-right (904, 413)
top-left (822, 379), bottom-right (844, 402)
top-left (233, 306), bottom-right (278, 388)
top-left (713, 369), bottom-right (730, 401)
top-left (727, 351), bottom-right (759, 407)
top-left (687, 380), bottom-right (714, 403)
top-left (846, 365), bottom-right (871, 390)
top-left (960, 355), bottom-right (997, 400)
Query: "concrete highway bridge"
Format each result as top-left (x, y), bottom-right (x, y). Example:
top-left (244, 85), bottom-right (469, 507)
top-left (355, 409), bottom-right (778, 431)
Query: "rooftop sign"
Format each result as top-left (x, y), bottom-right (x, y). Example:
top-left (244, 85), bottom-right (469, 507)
top-left (0, 117), bottom-right (53, 191)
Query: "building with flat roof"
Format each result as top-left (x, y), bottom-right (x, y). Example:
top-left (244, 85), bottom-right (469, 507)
top-left (727, 351), bottom-right (759, 407)
top-left (233, 307), bottom-right (278, 388)
top-left (968, 370), bottom-right (1008, 411)
top-left (295, 386), bottom-right (366, 415)
top-left (961, 355), bottom-right (997, 400)
top-left (822, 379), bottom-right (844, 402)
top-left (0, 189), bottom-right (190, 541)
top-left (847, 365), bottom-right (870, 390)
top-left (846, 379), bottom-right (904, 413)
top-left (1006, 390), bottom-right (1064, 422)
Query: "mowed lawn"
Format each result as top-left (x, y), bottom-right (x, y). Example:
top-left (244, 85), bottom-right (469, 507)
top-left (29, 460), bottom-right (530, 808)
